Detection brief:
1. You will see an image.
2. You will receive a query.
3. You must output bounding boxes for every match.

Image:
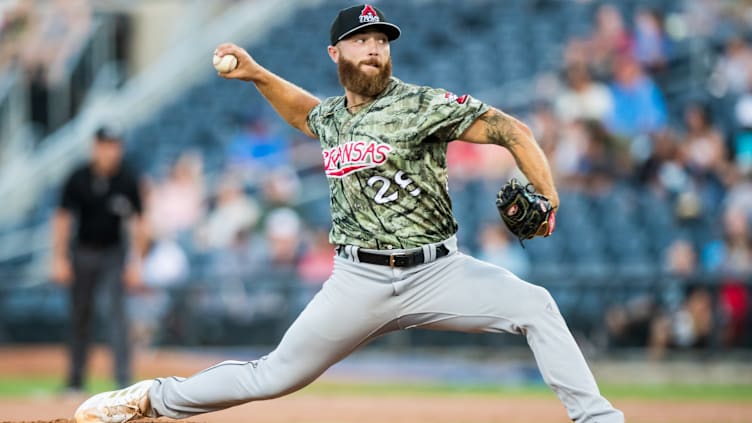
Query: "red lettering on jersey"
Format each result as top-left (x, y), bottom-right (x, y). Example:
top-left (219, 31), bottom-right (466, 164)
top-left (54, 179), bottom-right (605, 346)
top-left (322, 150), bottom-right (334, 171)
top-left (363, 142), bottom-right (376, 162)
top-left (351, 141), bottom-right (364, 162)
top-left (444, 91), bottom-right (469, 105)
top-left (342, 142), bottom-right (353, 162)
top-left (323, 140), bottom-right (392, 178)
top-left (374, 145), bottom-right (391, 164)
top-left (330, 149), bottom-right (340, 169)
top-left (327, 164), bottom-right (371, 178)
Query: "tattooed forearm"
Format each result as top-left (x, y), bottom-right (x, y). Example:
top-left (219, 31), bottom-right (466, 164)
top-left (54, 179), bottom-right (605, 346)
top-left (461, 108), bottom-right (558, 208)
top-left (478, 110), bottom-right (523, 149)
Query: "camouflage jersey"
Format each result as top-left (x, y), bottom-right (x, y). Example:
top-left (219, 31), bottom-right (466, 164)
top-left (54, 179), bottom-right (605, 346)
top-left (307, 77), bottom-right (489, 249)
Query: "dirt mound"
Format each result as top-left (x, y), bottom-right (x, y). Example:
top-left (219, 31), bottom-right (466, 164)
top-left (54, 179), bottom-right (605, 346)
top-left (4, 394), bottom-right (752, 423)
top-left (0, 421), bottom-right (206, 423)
top-left (1, 346), bottom-right (751, 423)
top-left (0, 421), bottom-right (72, 423)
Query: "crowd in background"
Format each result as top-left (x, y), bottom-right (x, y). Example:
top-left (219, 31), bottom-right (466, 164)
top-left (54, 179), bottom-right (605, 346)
top-left (0, 0), bottom-right (91, 79)
top-left (0, 0), bottom-right (240, 137)
top-left (120, 3), bottom-right (752, 355)
top-left (124, 1), bottom-right (752, 354)
top-left (0, 0), bottom-right (93, 134)
top-left (2, 1), bottom-right (752, 354)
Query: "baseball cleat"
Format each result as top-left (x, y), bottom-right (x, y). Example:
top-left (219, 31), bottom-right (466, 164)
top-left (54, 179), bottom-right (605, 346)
top-left (73, 379), bottom-right (153, 423)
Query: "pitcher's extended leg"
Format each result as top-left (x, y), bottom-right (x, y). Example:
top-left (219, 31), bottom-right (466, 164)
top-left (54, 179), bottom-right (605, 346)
top-left (395, 253), bottom-right (624, 423)
top-left (149, 258), bottom-right (400, 419)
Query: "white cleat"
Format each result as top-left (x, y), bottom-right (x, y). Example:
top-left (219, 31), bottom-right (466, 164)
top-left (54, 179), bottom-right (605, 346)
top-left (73, 379), bottom-right (154, 423)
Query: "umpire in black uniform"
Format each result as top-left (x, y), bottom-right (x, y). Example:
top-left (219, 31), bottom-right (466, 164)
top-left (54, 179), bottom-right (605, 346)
top-left (51, 125), bottom-right (145, 391)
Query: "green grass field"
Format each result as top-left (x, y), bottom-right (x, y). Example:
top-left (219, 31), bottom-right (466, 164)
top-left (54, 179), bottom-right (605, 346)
top-left (1, 376), bottom-right (750, 402)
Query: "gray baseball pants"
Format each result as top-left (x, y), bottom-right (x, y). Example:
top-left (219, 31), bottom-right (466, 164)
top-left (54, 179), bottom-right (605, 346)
top-left (69, 245), bottom-right (131, 389)
top-left (148, 236), bottom-right (624, 423)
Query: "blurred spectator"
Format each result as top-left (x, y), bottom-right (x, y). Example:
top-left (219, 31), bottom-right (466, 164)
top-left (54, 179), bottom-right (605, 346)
top-left (476, 223), bottom-right (530, 279)
top-left (446, 141), bottom-right (515, 186)
top-left (552, 119), bottom-right (588, 184)
top-left (605, 294), bottom-right (658, 349)
top-left (714, 36), bottom-right (752, 95)
top-left (528, 101), bottom-right (560, 157)
top-left (554, 119), bottom-right (627, 192)
top-left (718, 278), bottom-right (750, 348)
top-left (197, 173), bottom-right (260, 250)
top-left (288, 131), bottom-right (326, 170)
top-left (146, 151), bottom-right (205, 240)
top-left (733, 92), bottom-right (752, 174)
top-left (297, 228), bottom-right (334, 286)
top-left (685, 0), bottom-right (724, 37)
top-left (129, 237), bottom-right (189, 347)
top-left (262, 207), bottom-right (303, 267)
top-left (50, 125), bottom-right (145, 391)
top-left (637, 128), bottom-right (711, 224)
top-left (141, 238), bottom-right (189, 289)
top-left (563, 38), bottom-right (589, 69)
top-left (295, 227), bottom-right (334, 307)
top-left (446, 141), bottom-right (485, 185)
top-left (216, 207), bottom-right (304, 324)
top-left (680, 103), bottom-right (728, 178)
top-left (208, 228), bottom-right (258, 283)
top-left (587, 4), bottom-right (633, 79)
top-left (648, 284), bottom-right (713, 360)
top-left (22, 0), bottom-right (92, 133)
top-left (203, 225), bottom-right (287, 327)
top-left (260, 166), bottom-right (301, 208)
top-left (210, 206), bottom-right (302, 298)
top-left (606, 54), bottom-right (668, 138)
top-left (676, 103), bottom-right (729, 218)
top-left (724, 172), bottom-right (752, 219)
top-left (633, 8), bottom-right (671, 74)
top-left (227, 116), bottom-right (289, 181)
top-left (701, 206), bottom-right (752, 275)
top-left (20, 0), bottom-right (91, 84)
top-left (579, 119), bottom-right (630, 193)
top-left (637, 128), bottom-right (684, 195)
top-left (606, 239), bottom-right (696, 351)
top-left (0, 0), bottom-right (33, 71)
top-left (554, 64), bottom-right (614, 123)
top-left (665, 239), bottom-right (698, 278)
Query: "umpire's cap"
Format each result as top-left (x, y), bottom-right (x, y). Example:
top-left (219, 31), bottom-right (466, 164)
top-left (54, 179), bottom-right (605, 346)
top-left (330, 4), bottom-right (400, 46)
top-left (94, 124), bottom-right (123, 142)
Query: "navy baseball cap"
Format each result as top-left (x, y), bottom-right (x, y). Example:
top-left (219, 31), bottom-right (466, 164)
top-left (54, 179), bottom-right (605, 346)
top-left (330, 4), bottom-right (401, 46)
top-left (94, 125), bottom-right (123, 142)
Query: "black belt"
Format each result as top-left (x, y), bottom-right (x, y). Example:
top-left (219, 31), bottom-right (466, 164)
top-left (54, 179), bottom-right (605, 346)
top-left (340, 244), bottom-right (450, 268)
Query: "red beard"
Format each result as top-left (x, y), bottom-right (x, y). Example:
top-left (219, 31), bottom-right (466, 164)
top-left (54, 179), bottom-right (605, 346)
top-left (337, 56), bottom-right (392, 98)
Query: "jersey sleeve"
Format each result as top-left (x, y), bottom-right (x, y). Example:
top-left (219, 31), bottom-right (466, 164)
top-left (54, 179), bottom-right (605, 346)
top-left (306, 102), bottom-right (323, 138)
top-left (416, 87), bottom-right (490, 144)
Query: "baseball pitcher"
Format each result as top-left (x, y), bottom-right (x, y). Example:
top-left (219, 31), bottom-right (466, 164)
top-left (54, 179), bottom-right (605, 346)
top-left (74, 4), bottom-right (624, 423)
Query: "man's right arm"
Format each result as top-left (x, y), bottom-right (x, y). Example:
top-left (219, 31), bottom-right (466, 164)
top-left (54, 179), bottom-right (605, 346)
top-left (214, 43), bottom-right (320, 139)
top-left (458, 109), bottom-right (559, 210)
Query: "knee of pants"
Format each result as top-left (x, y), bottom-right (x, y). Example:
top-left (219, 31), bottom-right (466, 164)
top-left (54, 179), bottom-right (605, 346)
top-left (243, 357), bottom-right (313, 400)
top-left (521, 285), bottom-right (560, 323)
top-left (253, 374), bottom-right (308, 400)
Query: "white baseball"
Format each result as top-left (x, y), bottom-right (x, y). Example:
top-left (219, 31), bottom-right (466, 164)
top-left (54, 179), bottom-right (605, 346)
top-left (213, 54), bottom-right (238, 73)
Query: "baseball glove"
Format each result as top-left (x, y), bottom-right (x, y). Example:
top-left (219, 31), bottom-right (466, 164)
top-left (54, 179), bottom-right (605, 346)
top-left (495, 178), bottom-right (556, 242)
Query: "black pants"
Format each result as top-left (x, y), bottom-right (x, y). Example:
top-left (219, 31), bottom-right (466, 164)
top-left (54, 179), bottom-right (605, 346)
top-left (68, 245), bottom-right (131, 389)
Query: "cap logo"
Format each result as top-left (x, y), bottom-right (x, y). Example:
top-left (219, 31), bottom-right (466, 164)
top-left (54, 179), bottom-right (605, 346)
top-left (359, 4), bottom-right (380, 23)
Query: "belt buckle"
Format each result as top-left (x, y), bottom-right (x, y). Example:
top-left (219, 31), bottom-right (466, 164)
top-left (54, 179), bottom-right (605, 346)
top-left (389, 255), bottom-right (395, 267)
